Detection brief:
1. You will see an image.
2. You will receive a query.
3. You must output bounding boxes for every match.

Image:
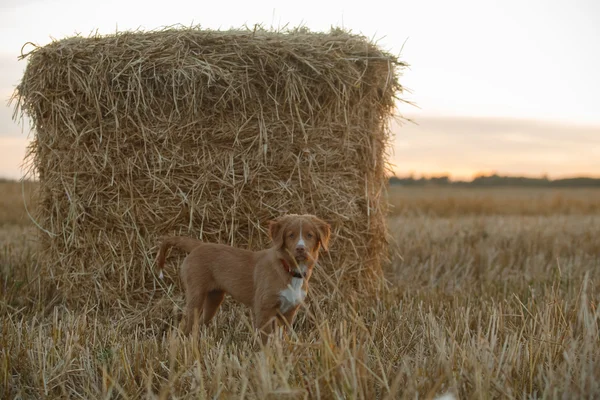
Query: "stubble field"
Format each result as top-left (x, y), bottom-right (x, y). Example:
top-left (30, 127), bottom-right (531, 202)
top-left (1, 181), bottom-right (599, 399)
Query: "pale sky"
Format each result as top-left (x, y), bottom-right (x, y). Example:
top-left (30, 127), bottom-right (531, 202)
top-left (1, 0), bottom-right (599, 179)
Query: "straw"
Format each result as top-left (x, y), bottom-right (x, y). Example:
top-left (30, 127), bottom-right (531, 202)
top-left (12, 26), bottom-right (406, 307)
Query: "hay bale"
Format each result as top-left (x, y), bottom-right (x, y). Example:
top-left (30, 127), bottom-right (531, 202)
top-left (13, 27), bottom-right (406, 306)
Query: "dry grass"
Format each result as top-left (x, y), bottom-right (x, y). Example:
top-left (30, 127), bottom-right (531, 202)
top-left (388, 186), bottom-right (600, 216)
top-left (0, 180), bottom-right (36, 226)
top-left (2, 182), bottom-right (599, 399)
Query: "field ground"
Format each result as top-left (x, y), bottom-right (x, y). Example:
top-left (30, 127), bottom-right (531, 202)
top-left (387, 185), bottom-right (600, 216)
top-left (1, 184), bottom-right (599, 399)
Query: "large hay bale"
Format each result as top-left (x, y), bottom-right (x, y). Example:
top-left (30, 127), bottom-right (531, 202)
top-left (13, 27), bottom-right (405, 306)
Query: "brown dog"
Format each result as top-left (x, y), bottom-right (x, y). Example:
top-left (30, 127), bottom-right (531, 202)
top-left (156, 214), bottom-right (330, 343)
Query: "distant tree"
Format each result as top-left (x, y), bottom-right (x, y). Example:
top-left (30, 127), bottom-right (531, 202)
top-left (429, 175), bottom-right (450, 185)
top-left (389, 174), bottom-right (600, 188)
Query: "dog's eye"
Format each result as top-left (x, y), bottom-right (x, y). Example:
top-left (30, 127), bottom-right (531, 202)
top-left (307, 233), bottom-right (313, 239)
top-left (288, 233), bottom-right (295, 239)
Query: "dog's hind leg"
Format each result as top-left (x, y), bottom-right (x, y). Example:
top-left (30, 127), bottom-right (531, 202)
top-left (202, 290), bottom-right (225, 324)
top-left (184, 288), bottom-right (206, 335)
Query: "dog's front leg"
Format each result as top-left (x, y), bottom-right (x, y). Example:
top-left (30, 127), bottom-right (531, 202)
top-left (277, 308), bottom-right (298, 336)
top-left (254, 304), bottom-right (278, 345)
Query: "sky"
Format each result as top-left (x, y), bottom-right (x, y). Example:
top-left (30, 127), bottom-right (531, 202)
top-left (0, 0), bottom-right (599, 180)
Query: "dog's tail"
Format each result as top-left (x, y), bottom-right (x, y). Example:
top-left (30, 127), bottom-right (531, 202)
top-left (156, 236), bottom-right (203, 279)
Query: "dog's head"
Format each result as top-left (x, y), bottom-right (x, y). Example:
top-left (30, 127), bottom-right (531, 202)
top-left (268, 214), bottom-right (331, 263)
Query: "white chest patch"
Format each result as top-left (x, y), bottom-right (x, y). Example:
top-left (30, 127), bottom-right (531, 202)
top-left (279, 277), bottom-right (306, 313)
top-left (279, 262), bottom-right (308, 313)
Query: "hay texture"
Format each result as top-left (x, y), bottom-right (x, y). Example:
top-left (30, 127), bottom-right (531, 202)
top-left (14, 27), bottom-right (405, 305)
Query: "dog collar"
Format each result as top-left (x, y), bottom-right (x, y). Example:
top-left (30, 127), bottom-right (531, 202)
top-left (281, 258), bottom-right (304, 278)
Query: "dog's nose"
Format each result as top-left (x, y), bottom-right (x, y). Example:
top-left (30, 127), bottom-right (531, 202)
top-left (296, 245), bottom-right (306, 253)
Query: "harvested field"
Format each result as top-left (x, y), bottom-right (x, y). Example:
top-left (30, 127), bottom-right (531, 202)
top-left (0, 180), bottom-right (35, 227)
top-left (2, 183), bottom-right (599, 398)
top-left (388, 185), bottom-right (600, 216)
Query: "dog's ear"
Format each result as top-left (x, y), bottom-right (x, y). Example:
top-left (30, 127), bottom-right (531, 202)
top-left (268, 218), bottom-right (285, 249)
top-left (311, 217), bottom-right (331, 252)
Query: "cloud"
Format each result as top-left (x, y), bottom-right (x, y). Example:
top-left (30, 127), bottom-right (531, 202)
top-left (0, 136), bottom-right (30, 179)
top-left (0, 102), bottom-right (26, 138)
top-left (0, 0), bottom-right (43, 10)
top-left (391, 115), bottom-right (600, 178)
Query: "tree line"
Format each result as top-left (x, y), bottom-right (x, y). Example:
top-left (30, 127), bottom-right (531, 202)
top-left (390, 174), bottom-right (600, 188)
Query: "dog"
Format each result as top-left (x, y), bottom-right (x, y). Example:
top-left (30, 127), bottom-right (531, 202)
top-left (156, 214), bottom-right (330, 343)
